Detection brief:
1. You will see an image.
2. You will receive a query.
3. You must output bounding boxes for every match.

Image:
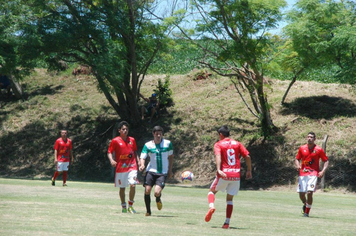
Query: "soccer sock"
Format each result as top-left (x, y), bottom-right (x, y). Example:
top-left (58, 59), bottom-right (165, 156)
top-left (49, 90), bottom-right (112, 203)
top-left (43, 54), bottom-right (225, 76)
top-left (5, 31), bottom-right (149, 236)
top-left (62, 171), bottom-right (67, 183)
top-left (53, 171), bottom-right (59, 180)
top-left (305, 203), bottom-right (312, 214)
top-left (121, 202), bottom-right (127, 209)
top-left (208, 191), bottom-right (215, 208)
top-left (144, 194), bottom-right (151, 213)
top-left (226, 201), bottom-right (233, 222)
top-left (155, 195), bottom-right (161, 203)
top-left (128, 200), bottom-right (134, 207)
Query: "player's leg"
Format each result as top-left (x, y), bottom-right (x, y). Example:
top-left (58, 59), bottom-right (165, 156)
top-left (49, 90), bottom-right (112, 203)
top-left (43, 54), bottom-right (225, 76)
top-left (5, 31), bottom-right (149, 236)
top-left (297, 176), bottom-right (307, 214)
top-left (62, 162), bottom-right (69, 186)
top-left (205, 177), bottom-right (220, 222)
top-left (154, 174), bottom-right (166, 210)
top-left (128, 170), bottom-right (138, 213)
top-left (115, 172), bottom-right (129, 212)
top-left (52, 162), bottom-right (64, 186)
top-left (304, 176), bottom-right (317, 216)
top-left (143, 172), bottom-right (154, 216)
top-left (222, 181), bottom-right (240, 229)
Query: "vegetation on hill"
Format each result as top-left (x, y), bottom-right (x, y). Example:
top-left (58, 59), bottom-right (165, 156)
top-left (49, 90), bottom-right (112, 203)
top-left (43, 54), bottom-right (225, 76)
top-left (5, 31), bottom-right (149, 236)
top-left (0, 68), bottom-right (355, 191)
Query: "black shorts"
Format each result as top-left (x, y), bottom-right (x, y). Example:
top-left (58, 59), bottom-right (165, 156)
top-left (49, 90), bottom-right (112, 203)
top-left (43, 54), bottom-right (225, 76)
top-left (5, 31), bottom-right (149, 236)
top-left (144, 171), bottom-right (167, 189)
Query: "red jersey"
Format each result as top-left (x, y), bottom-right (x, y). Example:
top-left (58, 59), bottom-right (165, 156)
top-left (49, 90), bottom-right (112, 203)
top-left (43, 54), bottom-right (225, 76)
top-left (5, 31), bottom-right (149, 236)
top-left (214, 138), bottom-right (250, 180)
top-left (296, 144), bottom-right (328, 176)
top-left (108, 136), bottom-right (137, 173)
top-left (54, 138), bottom-right (72, 162)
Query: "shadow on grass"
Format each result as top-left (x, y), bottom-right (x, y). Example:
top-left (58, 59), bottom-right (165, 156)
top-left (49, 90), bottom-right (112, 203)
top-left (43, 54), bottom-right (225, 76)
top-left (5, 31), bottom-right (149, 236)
top-left (280, 95), bottom-right (356, 119)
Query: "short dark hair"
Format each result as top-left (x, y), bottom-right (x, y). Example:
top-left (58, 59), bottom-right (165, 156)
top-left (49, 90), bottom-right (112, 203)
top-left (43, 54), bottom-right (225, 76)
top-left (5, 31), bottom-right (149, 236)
top-left (308, 132), bottom-right (316, 138)
top-left (152, 126), bottom-right (164, 133)
top-left (118, 121), bottom-right (129, 130)
top-left (218, 125), bottom-right (230, 137)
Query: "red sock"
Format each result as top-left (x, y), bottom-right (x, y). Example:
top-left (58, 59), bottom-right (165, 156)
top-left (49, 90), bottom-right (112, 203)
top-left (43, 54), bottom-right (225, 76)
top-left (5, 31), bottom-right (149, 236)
top-left (208, 192), bottom-right (215, 205)
top-left (53, 171), bottom-right (59, 180)
top-left (128, 200), bottom-right (134, 207)
top-left (63, 171), bottom-right (67, 184)
top-left (226, 201), bottom-right (233, 219)
top-left (305, 203), bottom-right (311, 214)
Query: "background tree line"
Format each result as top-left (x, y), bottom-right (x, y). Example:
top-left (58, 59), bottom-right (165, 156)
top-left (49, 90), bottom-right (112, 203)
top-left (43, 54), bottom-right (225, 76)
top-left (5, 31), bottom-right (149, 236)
top-left (0, 0), bottom-right (355, 137)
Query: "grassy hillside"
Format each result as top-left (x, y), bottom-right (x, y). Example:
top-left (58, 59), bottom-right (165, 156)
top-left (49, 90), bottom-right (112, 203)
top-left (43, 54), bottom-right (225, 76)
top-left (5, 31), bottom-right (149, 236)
top-left (1, 69), bottom-right (355, 191)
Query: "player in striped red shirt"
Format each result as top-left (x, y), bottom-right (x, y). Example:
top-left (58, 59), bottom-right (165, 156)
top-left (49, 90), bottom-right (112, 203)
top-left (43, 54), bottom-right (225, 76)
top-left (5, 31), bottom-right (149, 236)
top-left (295, 132), bottom-right (329, 217)
top-left (205, 125), bottom-right (252, 229)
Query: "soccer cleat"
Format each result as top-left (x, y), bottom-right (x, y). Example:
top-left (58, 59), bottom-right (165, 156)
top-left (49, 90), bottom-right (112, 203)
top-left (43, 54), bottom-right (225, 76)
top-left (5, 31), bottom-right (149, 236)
top-left (205, 208), bottom-right (215, 222)
top-left (156, 200), bottom-right (163, 210)
top-left (63, 183), bottom-right (67, 187)
top-left (128, 206), bottom-right (136, 214)
top-left (51, 178), bottom-right (55, 186)
top-left (122, 208), bottom-right (127, 213)
top-left (145, 212), bottom-right (151, 216)
top-left (303, 213), bottom-right (309, 217)
top-left (222, 223), bottom-right (229, 229)
top-left (302, 205), bottom-right (306, 214)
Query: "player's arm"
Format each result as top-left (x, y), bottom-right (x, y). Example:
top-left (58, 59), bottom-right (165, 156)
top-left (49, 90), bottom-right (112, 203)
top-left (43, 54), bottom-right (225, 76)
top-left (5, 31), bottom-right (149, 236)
top-left (245, 155), bottom-right (252, 179)
top-left (54, 150), bottom-right (58, 164)
top-left (107, 152), bottom-right (117, 167)
top-left (294, 159), bottom-right (301, 171)
top-left (167, 154), bottom-right (174, 179)
top-left (318, 160), bottom-right (329, 178)
top-left (70, 150), bottom-right (74, 165)
top-left (215, 153), bottom-right (226, 178)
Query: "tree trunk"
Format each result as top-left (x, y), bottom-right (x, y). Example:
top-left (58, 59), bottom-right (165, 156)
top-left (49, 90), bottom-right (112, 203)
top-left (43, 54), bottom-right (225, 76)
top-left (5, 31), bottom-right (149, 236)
top-left (8, 75), bottom-right (23, 100)
top-left (281, 68), bottom-right (304, 105)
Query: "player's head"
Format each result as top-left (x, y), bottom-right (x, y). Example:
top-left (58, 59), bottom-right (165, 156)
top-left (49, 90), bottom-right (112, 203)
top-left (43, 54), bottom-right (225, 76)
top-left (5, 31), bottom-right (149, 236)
top-left (307, 132), bottom-right (316, 145)
top-left (60, 130), bottom-right (68, 139)
top-left (218, 125), bottom-right (230, 137)
top-left (152, 126), bottom-right (164, 134)
top-left (118, 121), bottom-right (129, 137)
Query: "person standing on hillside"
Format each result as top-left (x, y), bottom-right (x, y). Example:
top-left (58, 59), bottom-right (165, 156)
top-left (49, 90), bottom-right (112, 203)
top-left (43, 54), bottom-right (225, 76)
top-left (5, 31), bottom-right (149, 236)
top-left (295, 132), bottom-right (329, 217)
top-left (51, 130), bottom-right (74, 187)
top-left (205, 125), bottom-right (252, 229)
top-left (139, 126), bottom-right (174, 216)
top-left (108, 121), bottom-right (139, 214)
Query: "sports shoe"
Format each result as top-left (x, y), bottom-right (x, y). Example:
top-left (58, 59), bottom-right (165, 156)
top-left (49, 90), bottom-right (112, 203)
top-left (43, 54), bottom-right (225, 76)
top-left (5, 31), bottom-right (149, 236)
top-left (205, 208), bottom-right (215, 222)
top-left (302, 205), bottom-right (306, 214)
top-left (122, 208), bottom-right (127, 213)
top-left (63, 183), bottom-right (67, 187)
top-left (128, 206), bottom-right (136, 214)
top-left (303, 213), bottom-right (309, 217)
top-left (51, 178), bottom-right (55, 186)
top-left (145, 212), bottom-right (151, 216)
top-left (156, 200), bottom-right (163, 210)
top-left (222, 223), bottom-right (229, 229)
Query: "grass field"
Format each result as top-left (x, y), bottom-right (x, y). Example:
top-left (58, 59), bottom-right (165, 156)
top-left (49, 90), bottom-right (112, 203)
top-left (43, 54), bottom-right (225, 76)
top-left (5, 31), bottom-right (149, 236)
top-left (0, 178), bottom-right (355, 236)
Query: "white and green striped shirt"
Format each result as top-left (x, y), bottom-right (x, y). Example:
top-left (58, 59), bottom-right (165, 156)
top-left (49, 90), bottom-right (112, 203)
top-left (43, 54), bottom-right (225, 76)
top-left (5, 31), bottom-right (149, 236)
top-left (140, 139), bottom-right (173, 174)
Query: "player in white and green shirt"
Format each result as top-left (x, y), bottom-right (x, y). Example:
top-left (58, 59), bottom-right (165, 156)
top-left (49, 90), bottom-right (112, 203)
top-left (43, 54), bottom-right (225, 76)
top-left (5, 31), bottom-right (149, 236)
top-left (139, 126), bottom-right (174, 216)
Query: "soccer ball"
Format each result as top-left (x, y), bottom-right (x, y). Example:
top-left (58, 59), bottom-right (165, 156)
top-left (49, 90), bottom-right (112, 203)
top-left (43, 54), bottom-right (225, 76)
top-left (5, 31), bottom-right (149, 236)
top-left (181, 170), bottom-right (194, 183)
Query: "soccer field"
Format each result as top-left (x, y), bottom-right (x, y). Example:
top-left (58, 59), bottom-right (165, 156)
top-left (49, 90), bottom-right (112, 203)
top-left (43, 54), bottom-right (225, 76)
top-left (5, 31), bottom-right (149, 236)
top-left (0, 178), bottom-right (355, 236)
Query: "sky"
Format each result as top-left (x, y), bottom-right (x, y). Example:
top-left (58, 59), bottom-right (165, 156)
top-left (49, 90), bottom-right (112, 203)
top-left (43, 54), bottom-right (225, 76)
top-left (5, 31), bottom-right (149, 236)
top-left (269, 0), bottom-right (298, 35)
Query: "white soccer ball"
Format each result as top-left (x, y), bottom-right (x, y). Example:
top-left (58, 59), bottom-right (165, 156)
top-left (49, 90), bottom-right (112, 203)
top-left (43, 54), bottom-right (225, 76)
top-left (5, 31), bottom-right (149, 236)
top-left (181, 170), bottom-right (194, 183)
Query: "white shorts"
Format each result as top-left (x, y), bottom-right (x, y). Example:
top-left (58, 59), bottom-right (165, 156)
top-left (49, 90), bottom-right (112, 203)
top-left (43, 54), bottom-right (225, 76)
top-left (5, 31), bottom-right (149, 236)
top-left (297, 175), bottom-right (318, 192)
top-left (115, 170), bottom-right (138, 188)
top-left (57, 162), bottom-right (69, 172)
top-left (210, 177), bottom-right (240, 196)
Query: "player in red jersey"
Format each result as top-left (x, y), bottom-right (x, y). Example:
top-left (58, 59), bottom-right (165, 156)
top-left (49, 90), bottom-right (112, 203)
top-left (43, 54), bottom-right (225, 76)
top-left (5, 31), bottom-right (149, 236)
top-left (295, 132), bottom-right (329, 217)
top-left (108, 121), bottom-right (139, 214)
top-left (51, 130), bottom-right (74, 187)
top-left (205, 125), bottom-right (252, 229)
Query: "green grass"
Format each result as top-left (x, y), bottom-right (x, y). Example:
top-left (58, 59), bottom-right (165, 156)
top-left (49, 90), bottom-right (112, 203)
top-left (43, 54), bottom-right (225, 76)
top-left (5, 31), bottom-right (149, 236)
top-left (1, 178), bottom-right (355, 236)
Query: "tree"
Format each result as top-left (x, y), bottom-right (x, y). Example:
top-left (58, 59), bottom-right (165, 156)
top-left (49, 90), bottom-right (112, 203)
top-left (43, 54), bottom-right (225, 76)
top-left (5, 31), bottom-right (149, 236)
top-left (177, 0), bottom-right (286, 137)
top-left (12, 0), bottom-right (172, 124)
top-left (284, 0), bottom-right (356, 85)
